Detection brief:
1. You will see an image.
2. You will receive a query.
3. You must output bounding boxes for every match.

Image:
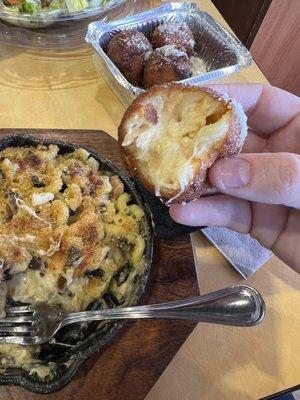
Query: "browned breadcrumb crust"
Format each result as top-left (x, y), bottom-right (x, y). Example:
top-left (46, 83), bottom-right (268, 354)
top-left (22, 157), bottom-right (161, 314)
top-left (118, 84), bottom-right (247, 204)
top-left (0, 144), bottom-right (146, 313)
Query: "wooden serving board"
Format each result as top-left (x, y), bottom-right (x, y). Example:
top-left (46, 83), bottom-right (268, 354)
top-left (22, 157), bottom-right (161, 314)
top-left (0, 129), bottom-right (199, 400)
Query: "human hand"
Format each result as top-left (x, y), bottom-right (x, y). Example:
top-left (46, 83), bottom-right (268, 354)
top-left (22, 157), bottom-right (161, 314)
top-left (169, 84), bottom-right (300, 273)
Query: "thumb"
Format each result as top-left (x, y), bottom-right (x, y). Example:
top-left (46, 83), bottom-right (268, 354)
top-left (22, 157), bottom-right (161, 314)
top-left (208, 153), bottom-right (300, 209)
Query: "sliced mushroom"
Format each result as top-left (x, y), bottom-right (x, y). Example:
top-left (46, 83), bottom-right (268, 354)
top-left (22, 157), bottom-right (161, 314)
top-left (57, 275), bottom-right (67, 291)
top-left (31, 175), bottom-right (46, 188)
top-left (0, 260), bottom-right (10, 283)
top-left (84, 268), bottom-right (104, 278)
top-left (5, 190), bottom-right (19, 215)
top-left (115, 262), bottom-right (132, 287)
top-left (5, 205), bottom-right (13, 222)
top-left (67, 246), bottom-right (82, 266)
top-left (28, 257), bottom-right (46, 270)
top-left (103, 292), bottom-right (124, 307)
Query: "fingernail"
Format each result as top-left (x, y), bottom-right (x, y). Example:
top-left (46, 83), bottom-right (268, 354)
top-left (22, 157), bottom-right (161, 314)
top-left (219, 158), bottom-right (251, 189)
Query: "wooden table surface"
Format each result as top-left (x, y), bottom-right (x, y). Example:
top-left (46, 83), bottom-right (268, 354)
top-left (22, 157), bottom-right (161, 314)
top-left (0, 1), bottom-right (299, 399)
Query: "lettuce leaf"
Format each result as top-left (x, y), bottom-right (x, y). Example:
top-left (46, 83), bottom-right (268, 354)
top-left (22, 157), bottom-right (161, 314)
top-left (64, 0), bottom-right (88, 12)
top-left (22, 0), bottom-right (38, 13)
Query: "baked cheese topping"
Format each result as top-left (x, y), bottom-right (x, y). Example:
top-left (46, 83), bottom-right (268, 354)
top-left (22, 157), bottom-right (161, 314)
top-left (0, 144), bottom-right (147, 378)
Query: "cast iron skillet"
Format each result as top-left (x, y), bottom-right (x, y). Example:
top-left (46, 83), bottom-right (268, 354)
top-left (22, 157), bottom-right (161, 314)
top-left (0, 134), bottom-right (201, 394)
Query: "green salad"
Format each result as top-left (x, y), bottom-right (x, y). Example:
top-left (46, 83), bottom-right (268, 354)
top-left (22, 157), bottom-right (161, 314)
top-left (1, 0), bottom-right (113, 15)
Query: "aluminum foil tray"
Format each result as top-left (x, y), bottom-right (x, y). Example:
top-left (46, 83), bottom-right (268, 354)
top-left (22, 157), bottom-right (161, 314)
top-left (86, 2), bottom-right (252, 106)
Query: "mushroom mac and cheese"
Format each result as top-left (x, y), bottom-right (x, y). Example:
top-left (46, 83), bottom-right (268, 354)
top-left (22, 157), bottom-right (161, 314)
top-left (0, 144), bottom-right (147, 375)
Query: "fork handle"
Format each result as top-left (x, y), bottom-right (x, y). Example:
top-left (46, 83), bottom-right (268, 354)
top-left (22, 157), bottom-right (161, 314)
top-left (61, 285), bottom-right (265, 327)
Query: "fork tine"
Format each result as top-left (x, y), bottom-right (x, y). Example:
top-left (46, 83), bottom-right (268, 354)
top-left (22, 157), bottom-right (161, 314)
top-left (0, 326), bottom-right (37, 334)
top-left (5, 305), bottom-right (34, 315)
top-left (0, 336), bottom-right (36, 345)
top-left (0, 316), bottom-right (33, 324)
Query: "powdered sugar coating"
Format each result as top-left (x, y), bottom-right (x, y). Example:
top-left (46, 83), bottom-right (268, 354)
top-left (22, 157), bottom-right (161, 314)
top-left (228, 99), bottom-right (248, 146)
top-left (144, 45), bottom-right (192, 88)
top-left (152, 22), bottom-right (195, 55)
top-left (118, 31), bottom-right (152, 53)
top-left (190, 56), bottom-right (207, 75)
top-left (107, 30), bottom-right (153, 86)
top-left (156, 44), bottom-right (187, 58)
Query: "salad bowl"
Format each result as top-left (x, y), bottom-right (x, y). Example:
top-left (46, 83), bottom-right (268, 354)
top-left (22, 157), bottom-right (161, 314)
top-left (0, 0), bottom-right (125, 28)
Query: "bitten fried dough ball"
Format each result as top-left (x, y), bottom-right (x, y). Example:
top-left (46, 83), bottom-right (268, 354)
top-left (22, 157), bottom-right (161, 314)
top-left (144, 45), bottom-right (192, 88)
top-left (107, 30), bottom-right (152, 86)
top-left (152, 22), bottom-right (195, 55)
top-left (118, 84), bottom-right (248, 204)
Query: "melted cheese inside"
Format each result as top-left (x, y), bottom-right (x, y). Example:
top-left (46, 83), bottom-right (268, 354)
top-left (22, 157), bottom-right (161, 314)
top-left (0, 343), bottom-right (52, 379)
top-left (122, 90), bottom-right (233, 197)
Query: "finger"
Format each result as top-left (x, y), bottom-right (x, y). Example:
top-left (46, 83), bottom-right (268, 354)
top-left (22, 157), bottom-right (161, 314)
top-left (243, 116), bottom-right (300, 154)
top-left (207, 83), bottom-right (300, 135)
top-left (248, 202), bottom-right (289, 249)
top-left (169, 196), bottom-right (289, 252)
top-left (169, 195), bottom-right (252, 233)
top-left (265, 113), bottom-right (300, 154)
top-left (242, 129), bottom-right (267, 153)
top-left (209, 153), bottom-right (300, 209)
top-left (271, 208), bottom-right (300, 273)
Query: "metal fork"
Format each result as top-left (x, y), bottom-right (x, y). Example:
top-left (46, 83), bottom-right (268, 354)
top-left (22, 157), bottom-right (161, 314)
top-left (0, 284), bottom-right (265, 345)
